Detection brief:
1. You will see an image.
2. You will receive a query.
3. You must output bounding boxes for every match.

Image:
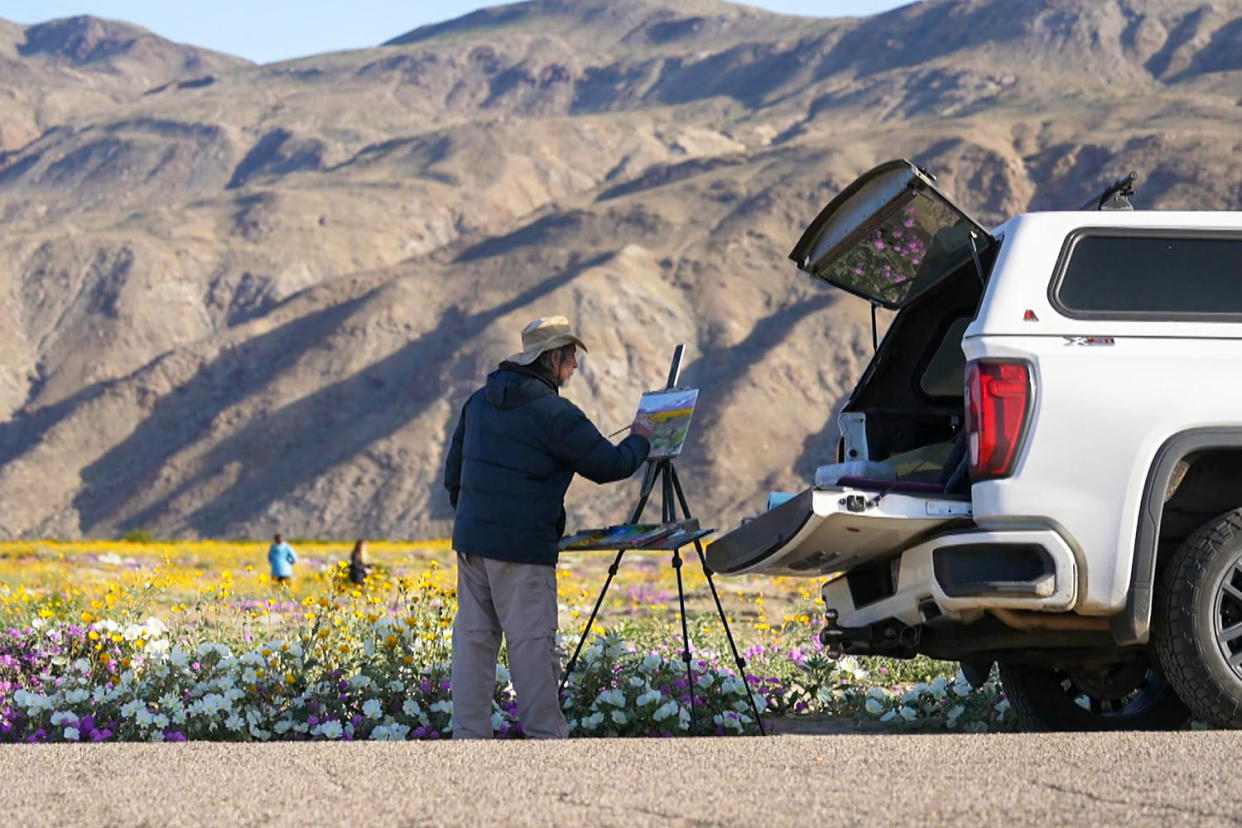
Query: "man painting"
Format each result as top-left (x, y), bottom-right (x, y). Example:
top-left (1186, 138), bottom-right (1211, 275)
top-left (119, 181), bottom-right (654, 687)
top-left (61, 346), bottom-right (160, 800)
top-left (444, 315), bottom-right (653, 739)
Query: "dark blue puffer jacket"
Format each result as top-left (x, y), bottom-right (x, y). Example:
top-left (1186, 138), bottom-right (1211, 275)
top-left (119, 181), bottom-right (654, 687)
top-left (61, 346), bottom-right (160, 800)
top-left (444, 364), bottom-right (650, 566)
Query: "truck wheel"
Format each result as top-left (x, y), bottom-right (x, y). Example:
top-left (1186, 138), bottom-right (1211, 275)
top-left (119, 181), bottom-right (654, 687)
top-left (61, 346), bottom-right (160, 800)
top-left (1154, 508), bottom-right (1242, 728)
top-left (998, 659), bottom-right (1190, 731)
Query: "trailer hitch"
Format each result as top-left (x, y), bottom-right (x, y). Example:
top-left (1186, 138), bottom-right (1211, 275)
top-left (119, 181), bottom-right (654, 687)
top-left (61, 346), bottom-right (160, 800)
top-left (819, 608), bottom-right (920, 657)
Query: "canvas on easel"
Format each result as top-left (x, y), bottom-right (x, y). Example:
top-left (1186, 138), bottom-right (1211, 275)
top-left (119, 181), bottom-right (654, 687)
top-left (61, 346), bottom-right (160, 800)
top-left (636, 388), bottom-right (699, 458)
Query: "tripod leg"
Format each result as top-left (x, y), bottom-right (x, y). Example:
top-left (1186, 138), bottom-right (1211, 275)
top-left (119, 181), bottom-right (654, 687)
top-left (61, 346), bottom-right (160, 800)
top-left (557, 547), bottom-right (624, 698)
top-left (668, 464), bottom-right (767, 736)
top-left (663, 465), bottom-right (699, 735)
top-left (558, 460), bottom-right (660, 697)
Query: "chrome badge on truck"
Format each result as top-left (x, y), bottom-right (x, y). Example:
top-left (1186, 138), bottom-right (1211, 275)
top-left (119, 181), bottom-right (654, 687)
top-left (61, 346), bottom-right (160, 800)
top-left (1063, 336), bottom-right (1116, 346)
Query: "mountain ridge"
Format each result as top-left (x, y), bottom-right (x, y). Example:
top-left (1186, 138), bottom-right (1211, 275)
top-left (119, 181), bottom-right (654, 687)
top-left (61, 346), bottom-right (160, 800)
top-left (0, 0), bottom-right (1240, 539)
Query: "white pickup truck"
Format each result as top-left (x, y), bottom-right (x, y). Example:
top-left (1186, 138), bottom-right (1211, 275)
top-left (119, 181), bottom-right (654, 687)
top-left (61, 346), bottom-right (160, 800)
top-left (707, 160), bottom-right (1242, 730)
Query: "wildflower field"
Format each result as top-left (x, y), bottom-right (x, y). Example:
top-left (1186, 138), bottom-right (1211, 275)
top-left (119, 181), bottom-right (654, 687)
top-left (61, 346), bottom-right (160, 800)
top-left (0, 539), bottom-right (1015, 742)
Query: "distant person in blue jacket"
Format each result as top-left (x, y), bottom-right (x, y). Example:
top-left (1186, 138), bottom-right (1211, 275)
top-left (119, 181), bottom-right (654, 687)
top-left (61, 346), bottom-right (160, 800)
top-left (444, 315), bottom-right (653, 739)
top-left (268, 533), bottom-right (298, 584)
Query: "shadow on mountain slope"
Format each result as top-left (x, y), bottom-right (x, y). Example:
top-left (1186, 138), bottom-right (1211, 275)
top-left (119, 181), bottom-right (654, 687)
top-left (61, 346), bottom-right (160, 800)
top-left (106, 253), bottom-right (609, 536)
top-left (73, 295), bottom-right (373, 533)
top-left (676, 291), bottom-right (838, 474)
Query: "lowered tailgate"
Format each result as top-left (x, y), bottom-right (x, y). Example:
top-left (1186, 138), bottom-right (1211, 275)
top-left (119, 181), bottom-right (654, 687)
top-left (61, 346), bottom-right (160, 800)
top-left (706, 486), bottom-right (972, 578)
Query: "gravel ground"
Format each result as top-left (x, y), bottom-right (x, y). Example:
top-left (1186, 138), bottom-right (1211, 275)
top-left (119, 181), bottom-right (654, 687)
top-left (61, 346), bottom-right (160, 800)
top-left (1, 730), bottom-right (1239, 826)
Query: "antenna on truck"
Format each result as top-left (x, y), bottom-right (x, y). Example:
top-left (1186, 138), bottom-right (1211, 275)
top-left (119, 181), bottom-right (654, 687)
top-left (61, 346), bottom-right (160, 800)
top-left (1080, 171), bottom-right (1139, 211)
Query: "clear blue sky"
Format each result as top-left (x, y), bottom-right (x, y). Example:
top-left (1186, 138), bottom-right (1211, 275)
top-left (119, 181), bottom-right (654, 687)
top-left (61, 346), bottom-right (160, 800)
top-left (0, 1), bottom-right (909, 63)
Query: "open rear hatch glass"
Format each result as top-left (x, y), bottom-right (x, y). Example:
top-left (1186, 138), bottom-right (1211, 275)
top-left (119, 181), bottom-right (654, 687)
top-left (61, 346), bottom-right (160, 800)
top-left (789, 159), bottom-right (998, 309)
top-left (706, 485), bottom-right (971, 578)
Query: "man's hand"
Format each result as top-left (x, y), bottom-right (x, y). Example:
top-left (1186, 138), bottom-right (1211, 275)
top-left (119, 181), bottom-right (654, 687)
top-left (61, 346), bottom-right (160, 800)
top-left (630, 414), bottom-right (655, 440)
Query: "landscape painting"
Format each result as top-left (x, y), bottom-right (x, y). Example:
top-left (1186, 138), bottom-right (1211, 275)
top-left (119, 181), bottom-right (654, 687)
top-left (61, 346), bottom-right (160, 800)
top-left (636, 389), bottom-right (699, 458)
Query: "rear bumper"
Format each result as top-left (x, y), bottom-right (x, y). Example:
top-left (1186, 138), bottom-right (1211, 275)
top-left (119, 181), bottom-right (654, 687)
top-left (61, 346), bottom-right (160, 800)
top-left (822, 528), bottom-right (1079, 629)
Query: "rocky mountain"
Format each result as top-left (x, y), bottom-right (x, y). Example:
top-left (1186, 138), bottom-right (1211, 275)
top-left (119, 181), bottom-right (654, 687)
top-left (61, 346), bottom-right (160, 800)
top-left (0, 0), bottom-right (1241, 539)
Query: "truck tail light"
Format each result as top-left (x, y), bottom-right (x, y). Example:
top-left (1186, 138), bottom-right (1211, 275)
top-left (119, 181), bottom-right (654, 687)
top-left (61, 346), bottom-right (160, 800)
top-left (965, 360), bottom-right (1033, 480)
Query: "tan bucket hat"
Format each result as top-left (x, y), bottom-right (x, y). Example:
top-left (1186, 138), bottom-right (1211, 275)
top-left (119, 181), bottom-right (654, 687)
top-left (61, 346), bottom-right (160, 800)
top-left (507, 315), bottom-right (589, 365)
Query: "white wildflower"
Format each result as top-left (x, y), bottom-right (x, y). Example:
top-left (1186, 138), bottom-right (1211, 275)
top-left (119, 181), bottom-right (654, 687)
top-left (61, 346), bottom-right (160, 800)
top-left (142, 617), bottom-right (168, 637)
top-left (168, 647), bottom-right (190, 669)
top-left (50, 710), bottom-right (79, 726)
top-left (17, 691), bottom-right (51, 713)
top-left (595, 688), bottom-right (626, 708)
top-left (200, 693), bottom-right (226, 716)
top-left (837, 656), bottom-right (869, 679)
top-left (636, 690), bottom-right (662, 707)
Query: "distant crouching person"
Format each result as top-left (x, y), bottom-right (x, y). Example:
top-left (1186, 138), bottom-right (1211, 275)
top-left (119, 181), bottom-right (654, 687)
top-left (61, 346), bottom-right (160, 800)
top-left (348, 539), bottom-right (371, 585)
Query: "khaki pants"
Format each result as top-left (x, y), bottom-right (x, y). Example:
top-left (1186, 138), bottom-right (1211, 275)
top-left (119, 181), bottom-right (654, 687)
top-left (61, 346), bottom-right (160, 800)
top-left (450, 552), bottom-right (568, 739)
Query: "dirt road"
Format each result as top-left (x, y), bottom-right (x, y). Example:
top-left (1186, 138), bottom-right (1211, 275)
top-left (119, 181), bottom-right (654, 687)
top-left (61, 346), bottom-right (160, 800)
top-left (1, 731), bottom-right (1236, 826)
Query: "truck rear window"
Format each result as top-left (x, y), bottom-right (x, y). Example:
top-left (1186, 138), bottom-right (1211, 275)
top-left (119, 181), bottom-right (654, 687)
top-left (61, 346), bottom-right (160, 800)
top-left (1054, 231), bottom-right (1242, 316)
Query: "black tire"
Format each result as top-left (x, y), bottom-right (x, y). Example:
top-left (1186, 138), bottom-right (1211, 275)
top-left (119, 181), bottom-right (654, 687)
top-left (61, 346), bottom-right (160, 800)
top-left (998, 659), bottom-right (1190, 732)
top-left (1153, 508), bottom-right (1242, 728)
